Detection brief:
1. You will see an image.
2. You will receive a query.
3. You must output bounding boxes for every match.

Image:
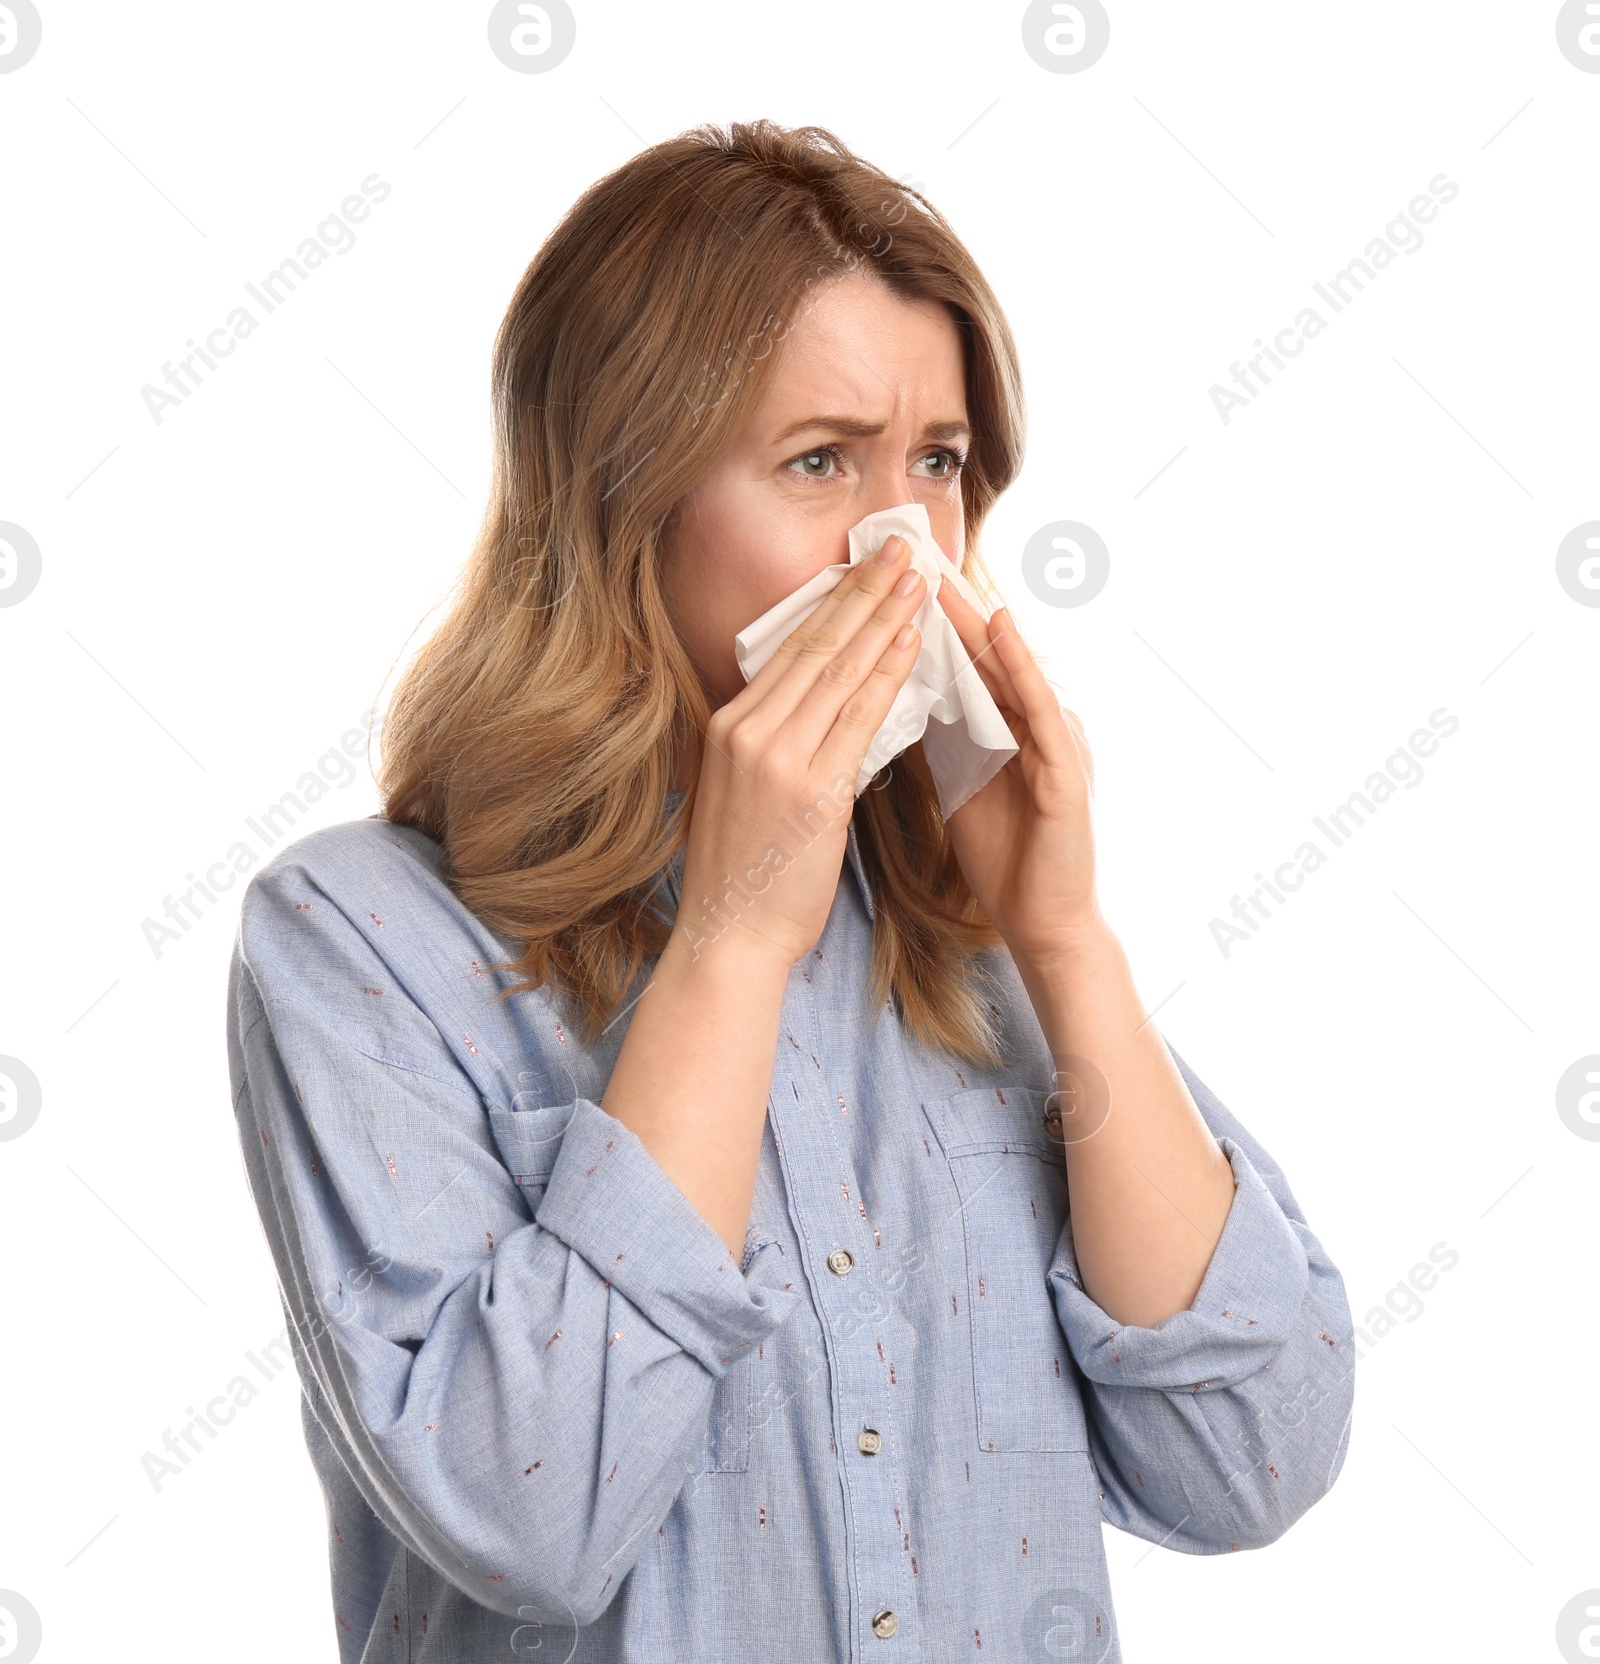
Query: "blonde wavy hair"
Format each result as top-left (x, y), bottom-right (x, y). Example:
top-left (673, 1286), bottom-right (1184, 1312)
top-left (378, 119), bottom-right (1027, 1066)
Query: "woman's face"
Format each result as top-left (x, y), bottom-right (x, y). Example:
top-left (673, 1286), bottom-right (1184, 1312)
top-left (659, 271), bottom-right (970, 716)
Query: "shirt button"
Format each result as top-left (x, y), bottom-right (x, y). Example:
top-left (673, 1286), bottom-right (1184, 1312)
top-left (857, 1427), bottom-right (883, 1455)
top-left (1043, 1104), bottom-right (1063, 1138)
top-left (871, 1609), bottom-right (899, 1639)
top-left (826, 1248), bottom-right (855, 1276)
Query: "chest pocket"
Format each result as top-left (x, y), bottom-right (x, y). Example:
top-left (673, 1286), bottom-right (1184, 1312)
top-left (921, 1085), bottom-right (1088, 1453)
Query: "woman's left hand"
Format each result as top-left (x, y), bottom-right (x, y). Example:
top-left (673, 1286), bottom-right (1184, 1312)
top-left (933, 580), bottom-right (1103, 968)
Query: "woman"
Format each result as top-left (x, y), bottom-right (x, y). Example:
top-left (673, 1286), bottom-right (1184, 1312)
top-left (227, 120), bottom-right (1353, 1662)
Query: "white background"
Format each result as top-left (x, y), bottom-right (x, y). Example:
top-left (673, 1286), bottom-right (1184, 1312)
top-left (1, 3), bottom-right (1596, 1660)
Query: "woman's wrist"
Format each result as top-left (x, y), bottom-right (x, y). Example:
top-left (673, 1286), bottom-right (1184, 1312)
top-left (659, 906), bottom-right (799, 991)
top-left (1010, 909), bottom-right (1121, 991)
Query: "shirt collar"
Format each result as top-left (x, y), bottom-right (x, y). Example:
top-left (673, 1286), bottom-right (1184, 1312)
top-left (844, 817), bottom-right (876, 920)
top-left (662, 790), bottom-right (875, 922)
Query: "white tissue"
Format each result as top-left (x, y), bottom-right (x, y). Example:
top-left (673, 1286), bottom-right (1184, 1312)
top-left (732, 503), bottom-right (1019, 820)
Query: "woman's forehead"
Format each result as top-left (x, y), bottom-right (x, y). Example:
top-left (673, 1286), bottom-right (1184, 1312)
top-left (750, 281), bottom-right (968, 439)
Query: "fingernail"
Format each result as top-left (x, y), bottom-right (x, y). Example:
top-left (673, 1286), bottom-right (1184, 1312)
top-left (875, 534), bottom-right (905, 564)
top-left (893, 569), bottom-right (921, 597)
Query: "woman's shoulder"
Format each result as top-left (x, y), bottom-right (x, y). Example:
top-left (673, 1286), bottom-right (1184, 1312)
top-left (247, 811), bottom-right (447, 890)
top-left (231, 814), bottom-right (575, 1105)
top-left (240, 811), bottom-right (481, 918)
top-left (236, 814), bottom-right (525, 1015)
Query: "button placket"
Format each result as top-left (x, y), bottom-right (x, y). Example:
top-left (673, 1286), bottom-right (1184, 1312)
top-left (759, 959), bottom-right (921, 1658)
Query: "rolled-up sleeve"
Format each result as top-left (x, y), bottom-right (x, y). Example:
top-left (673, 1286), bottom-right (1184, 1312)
top-left (535, 1096), bottom-right (794, 1376)
top-left (1046, 1043), bottom-right (1355, 1553)
top-left (227, 858), bottom-right (803, 1628)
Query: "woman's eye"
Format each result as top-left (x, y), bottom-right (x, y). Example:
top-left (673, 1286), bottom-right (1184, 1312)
top-left (786, 445), bottom-right (843, 479)
top-left (784, 443), bottom-right (965, 482)
top-left (912, 448), bottom-right (966, 479)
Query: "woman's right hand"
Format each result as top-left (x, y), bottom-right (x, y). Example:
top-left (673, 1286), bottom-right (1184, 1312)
top-left (673, 532), bottom-right (925, 971)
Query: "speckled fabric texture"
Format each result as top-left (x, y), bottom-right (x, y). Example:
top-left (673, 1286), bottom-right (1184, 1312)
top-left (226, 793), bottom-right (1353, 1662)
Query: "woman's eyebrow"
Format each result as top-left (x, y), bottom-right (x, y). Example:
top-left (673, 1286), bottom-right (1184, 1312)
top-left (769, 415), bottom-right (971, 446)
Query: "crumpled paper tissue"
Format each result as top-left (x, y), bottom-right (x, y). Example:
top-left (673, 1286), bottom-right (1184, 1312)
top-left (732, 502), bottom-right (1018, 820)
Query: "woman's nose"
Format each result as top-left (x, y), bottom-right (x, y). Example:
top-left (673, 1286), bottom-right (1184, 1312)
top-left (851, 456), bottom-right (921, 519)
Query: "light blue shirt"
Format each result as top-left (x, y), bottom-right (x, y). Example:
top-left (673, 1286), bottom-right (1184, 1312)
top-left (226, 791), bottom-right (1354, 1662)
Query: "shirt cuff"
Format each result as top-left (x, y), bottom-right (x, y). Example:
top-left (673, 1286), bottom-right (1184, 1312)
top-left (1047, 1136), bottom-right (1311, 1391)
top-left (534, 1096), bottom-right (804, 1377)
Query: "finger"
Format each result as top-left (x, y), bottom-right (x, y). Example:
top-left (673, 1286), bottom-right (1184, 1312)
top-left (812, 617), bottom-right (923, 789)
top-left (981, 606), bottom-right (1079, 772)
top-left (935, 578), bottom-right (1025, 718)
top-left (788, 558), bottom-right (930, 762)
top-left (742, 535), bottom-right (924, 740)
top-left (730, 534), bottom-right (908, 714)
